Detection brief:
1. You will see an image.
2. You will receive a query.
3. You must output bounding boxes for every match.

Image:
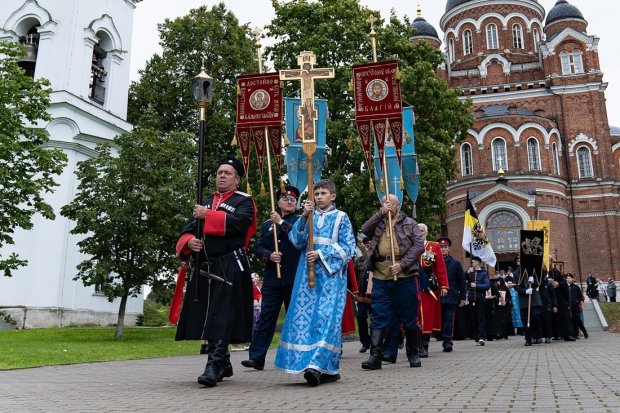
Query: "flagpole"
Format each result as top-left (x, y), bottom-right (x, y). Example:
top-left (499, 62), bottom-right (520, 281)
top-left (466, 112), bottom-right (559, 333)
top-left (369, 15), bottom-right (397, 279)
top-left (253, 27), bottom-right (282, 279)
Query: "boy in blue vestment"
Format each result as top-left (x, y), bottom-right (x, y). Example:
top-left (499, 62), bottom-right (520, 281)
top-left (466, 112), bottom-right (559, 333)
top-left (274, 179), bottom-right (356, 386)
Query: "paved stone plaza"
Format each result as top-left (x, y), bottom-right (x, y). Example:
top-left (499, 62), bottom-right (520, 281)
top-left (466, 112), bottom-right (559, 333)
top-left (1, 331), bottom-right (619, 412)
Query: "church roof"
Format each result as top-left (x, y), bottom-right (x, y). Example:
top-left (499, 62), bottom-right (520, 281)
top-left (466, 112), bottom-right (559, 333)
top-left (411, 16), bottom-right (439, 39)
top-left (477, 105), bottom-right (538, 118)
top-left (445, 0), bottom-right (474, 13)
top-left (545, 0), bottom-right (585, 25)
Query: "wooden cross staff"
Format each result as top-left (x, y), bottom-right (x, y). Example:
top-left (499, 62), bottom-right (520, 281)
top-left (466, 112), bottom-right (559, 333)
top-left (280, 51), bottom-right (334, 288)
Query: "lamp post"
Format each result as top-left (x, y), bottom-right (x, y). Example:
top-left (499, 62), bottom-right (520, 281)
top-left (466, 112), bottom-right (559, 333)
top-left (191, 64), bottom-right (214, 301)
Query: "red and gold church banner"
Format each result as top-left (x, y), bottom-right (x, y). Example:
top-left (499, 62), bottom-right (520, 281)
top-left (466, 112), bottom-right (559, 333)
top-left (352, 61), bottom-right (403, 167)
top-left (235, 73), bottom-right (282, 174)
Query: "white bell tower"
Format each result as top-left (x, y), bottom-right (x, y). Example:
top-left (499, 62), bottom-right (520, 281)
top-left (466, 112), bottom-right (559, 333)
top-left (0, 0), bottom-right (143, 328)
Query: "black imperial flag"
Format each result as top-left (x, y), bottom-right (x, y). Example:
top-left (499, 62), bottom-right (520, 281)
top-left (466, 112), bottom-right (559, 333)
top-left (519, 230), bottom-right (545, 284)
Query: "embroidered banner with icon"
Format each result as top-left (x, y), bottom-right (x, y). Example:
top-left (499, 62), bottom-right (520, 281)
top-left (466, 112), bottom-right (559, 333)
top-left (352, 61), bottom-right (403, 167)
top-left (235, 73), bottom-right (283, 174)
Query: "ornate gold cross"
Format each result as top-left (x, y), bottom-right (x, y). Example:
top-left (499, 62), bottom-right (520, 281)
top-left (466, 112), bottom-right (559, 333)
top-left (279, 51), bottom-right (334, 288)
top-left (280, 51), bottom-right (334, 144)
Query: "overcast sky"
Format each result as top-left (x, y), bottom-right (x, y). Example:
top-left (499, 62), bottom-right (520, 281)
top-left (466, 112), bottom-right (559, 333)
top-left (129, 0), bottom-right (620, 126)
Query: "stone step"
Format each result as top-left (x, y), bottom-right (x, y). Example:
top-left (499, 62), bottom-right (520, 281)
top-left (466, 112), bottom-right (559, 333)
top-left (582, 300), bottom-right (604, 331)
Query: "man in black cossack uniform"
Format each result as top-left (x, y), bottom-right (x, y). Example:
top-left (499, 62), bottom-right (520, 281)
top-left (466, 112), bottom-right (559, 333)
top-left (175, 157), bottom-right (257, 387)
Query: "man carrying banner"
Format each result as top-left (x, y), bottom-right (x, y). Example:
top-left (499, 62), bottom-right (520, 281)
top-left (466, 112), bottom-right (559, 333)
top-left (514, 231), bottom-right (544, 347)
top-left (241, 185), bottom-right (301, 371)
top-left (467, 256), bottom-right (491, 345)
top-left (360, 194), bottom-right (425, 370)
top-left (175, 157), bottom-right (257, 388)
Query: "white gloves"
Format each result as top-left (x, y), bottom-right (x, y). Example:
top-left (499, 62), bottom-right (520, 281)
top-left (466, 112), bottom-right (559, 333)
top-left (528, 276), bottom-right (534, 283)
top-left (525, 288), bottom-right (533, 295)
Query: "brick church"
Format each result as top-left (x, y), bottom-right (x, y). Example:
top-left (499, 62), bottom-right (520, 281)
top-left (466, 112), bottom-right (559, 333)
top-left (411, 0), bottom-right (620, 280)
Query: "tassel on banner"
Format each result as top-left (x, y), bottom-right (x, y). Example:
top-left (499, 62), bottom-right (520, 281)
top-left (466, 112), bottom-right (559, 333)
top-left (379, 177), bottom-right (385, 193)
top-left (230, 134), bottom-right (238, 147)
top-left (369, 176), bottom-right (375, 193)
top-left (405, 130), bottom-right (412, 144)
top-left (400, 175), bottom-right (405, 190)
top-left (283, 131), bottom-right (290, 146)
top-left (246, 181), bottom-right (252, 196)
top-left (236, 83), bottom-right (241, 95)
top-left (280, 179), bottom-right (286, 194)
top-left (346, 136), bottom-right (354, 150)
top-left (395, 67), bottom-right (401, 81)
top-left (260, 181), bottom-right (266, 197)
top-left (348, 78), bottom-right (354, 92)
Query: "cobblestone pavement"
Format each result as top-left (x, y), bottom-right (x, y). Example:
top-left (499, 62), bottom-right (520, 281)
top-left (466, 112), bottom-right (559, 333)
top-left (1, 332), bottom-right (619, 412)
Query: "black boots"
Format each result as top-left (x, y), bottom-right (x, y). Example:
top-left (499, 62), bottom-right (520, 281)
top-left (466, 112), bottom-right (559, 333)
top-left (197, 340), bottom-right (230, 387)
top-left (405, 328), bottom-right (422, 367)
top-left (361, 329), bottom-right (385, 370)
top-left (419, 333), bottom-right (430, 358)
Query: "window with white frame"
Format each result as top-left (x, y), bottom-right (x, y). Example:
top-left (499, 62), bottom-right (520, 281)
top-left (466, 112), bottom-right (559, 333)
top-left (560, 50), bottom-right (585, 75)
top-left (572, 50), bottom-right (584, 73)
top-left (552, 142), bottom-right (560, 175)
top-left (577, 146), bottom-right (593, 178)
top-left (527, 137), bottom-right (541, 171)
top-left (533, 28), bottom-right (540, 53)
top-left (492, 138), bottom-right (508, 171)
top-left (486, 23), bottom-right (499, 49)
top-left (449, 38), bottom-right (455, 63)
top-left (512, 24), bottom-right (524, 49)
top-left (463, 30), bottom-right (473, 55)
top-left (461, 143), bottom-right (473, 176)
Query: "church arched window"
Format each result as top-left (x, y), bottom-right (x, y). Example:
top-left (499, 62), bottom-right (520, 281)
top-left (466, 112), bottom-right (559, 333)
top-left (89, 32), bottom-right (113, 105)
top-left (527, 137), bottom-right (541, 171)
top-left (560, 51), bottom-right (571, 75)
top-left (17, 24), bottom-right (40, 78)
top-left (461, 143), bottom-right (473, 176)
top-left (533, 28), bottom-right (540, 53)
top-left (492, 137), bottom-right (508, 171)
top-left (463, 30), bottom-right (473, 56)
top-left (577, 146), bottom-right (593, 178)
top-left (572, 50), bottom-right (584, 74)
top-left (512, 24), bottom-right (524, 49)
top-left (449, 38), bottom-right (455, 63)
top-left (486, 23), bottom-right (499, 49)
top-left (552, 142), bottom-right (560, 175)
top-left (486, 210), bottom-right (522, 253)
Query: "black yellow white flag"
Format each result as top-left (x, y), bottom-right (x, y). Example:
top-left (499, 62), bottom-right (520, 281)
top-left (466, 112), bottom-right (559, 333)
top-left (462, 196), bottom-right (497, 267)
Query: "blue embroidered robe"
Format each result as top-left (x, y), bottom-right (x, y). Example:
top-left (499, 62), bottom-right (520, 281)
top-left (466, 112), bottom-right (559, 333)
top-left (274, 207), bottom-right (356, 375)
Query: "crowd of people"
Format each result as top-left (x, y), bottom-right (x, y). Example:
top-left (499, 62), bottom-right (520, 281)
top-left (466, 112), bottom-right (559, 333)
top-left (173, 157), bottom-right (606, 389)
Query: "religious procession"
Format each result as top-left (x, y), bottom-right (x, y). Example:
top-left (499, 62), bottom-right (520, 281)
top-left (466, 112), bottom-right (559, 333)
top-left (164, 11), bottom-right (599, 389)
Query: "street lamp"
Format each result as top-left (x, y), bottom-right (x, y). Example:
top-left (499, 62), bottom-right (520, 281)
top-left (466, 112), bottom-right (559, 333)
top-left (190, 64), bottom-right (214, 301)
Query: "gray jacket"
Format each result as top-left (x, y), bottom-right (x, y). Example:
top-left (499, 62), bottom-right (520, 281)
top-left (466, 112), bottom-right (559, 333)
top-left (360, 212), bottom-right (424, 276)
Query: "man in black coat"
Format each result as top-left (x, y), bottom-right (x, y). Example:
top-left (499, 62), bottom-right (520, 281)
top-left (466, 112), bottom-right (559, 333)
top-left (514, 257), bottom-right (543, 346)
top-left (241, 186), bottom-right (302, 370)
top-left (175, 157), bottom-right (257, 387)
top-left (566, 273), bottom-right (588, 339)
top-left (437, 237), bottom-right (466, 352)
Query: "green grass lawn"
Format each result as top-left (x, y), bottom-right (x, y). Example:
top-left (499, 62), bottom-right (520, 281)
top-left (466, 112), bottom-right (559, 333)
top-left (0, 326), bottom-right (201, 370)
top-left (599, 302), bottom-right (620, 333)
top-left (0, 325), bottom-right (283, 370)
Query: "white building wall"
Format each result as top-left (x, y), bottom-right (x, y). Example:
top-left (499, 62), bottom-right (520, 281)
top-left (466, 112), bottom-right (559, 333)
top-left (0, 0), bottom-right (142, 328)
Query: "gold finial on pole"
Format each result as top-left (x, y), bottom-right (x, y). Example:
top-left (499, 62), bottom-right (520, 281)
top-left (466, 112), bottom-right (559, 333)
top-left (368, 14), bottom-right (378, 63)
top-left (251, 26), bottom-right (264, 74)
top-left (417, 1), bottom-right (422, 17)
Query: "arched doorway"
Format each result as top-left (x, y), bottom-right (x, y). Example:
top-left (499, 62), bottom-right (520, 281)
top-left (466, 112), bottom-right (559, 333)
top-left (486, 210), bottom-right (522, 271)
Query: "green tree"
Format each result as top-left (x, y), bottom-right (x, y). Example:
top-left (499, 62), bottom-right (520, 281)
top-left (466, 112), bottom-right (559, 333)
top-left (0, 41), bottom-right (67, 277)
top-left (60, 127), bottom-right (195, 337)
top-left (128, 3), bottom-right (258, 186)
top-left (266, 0), bottom-right (473, 234)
